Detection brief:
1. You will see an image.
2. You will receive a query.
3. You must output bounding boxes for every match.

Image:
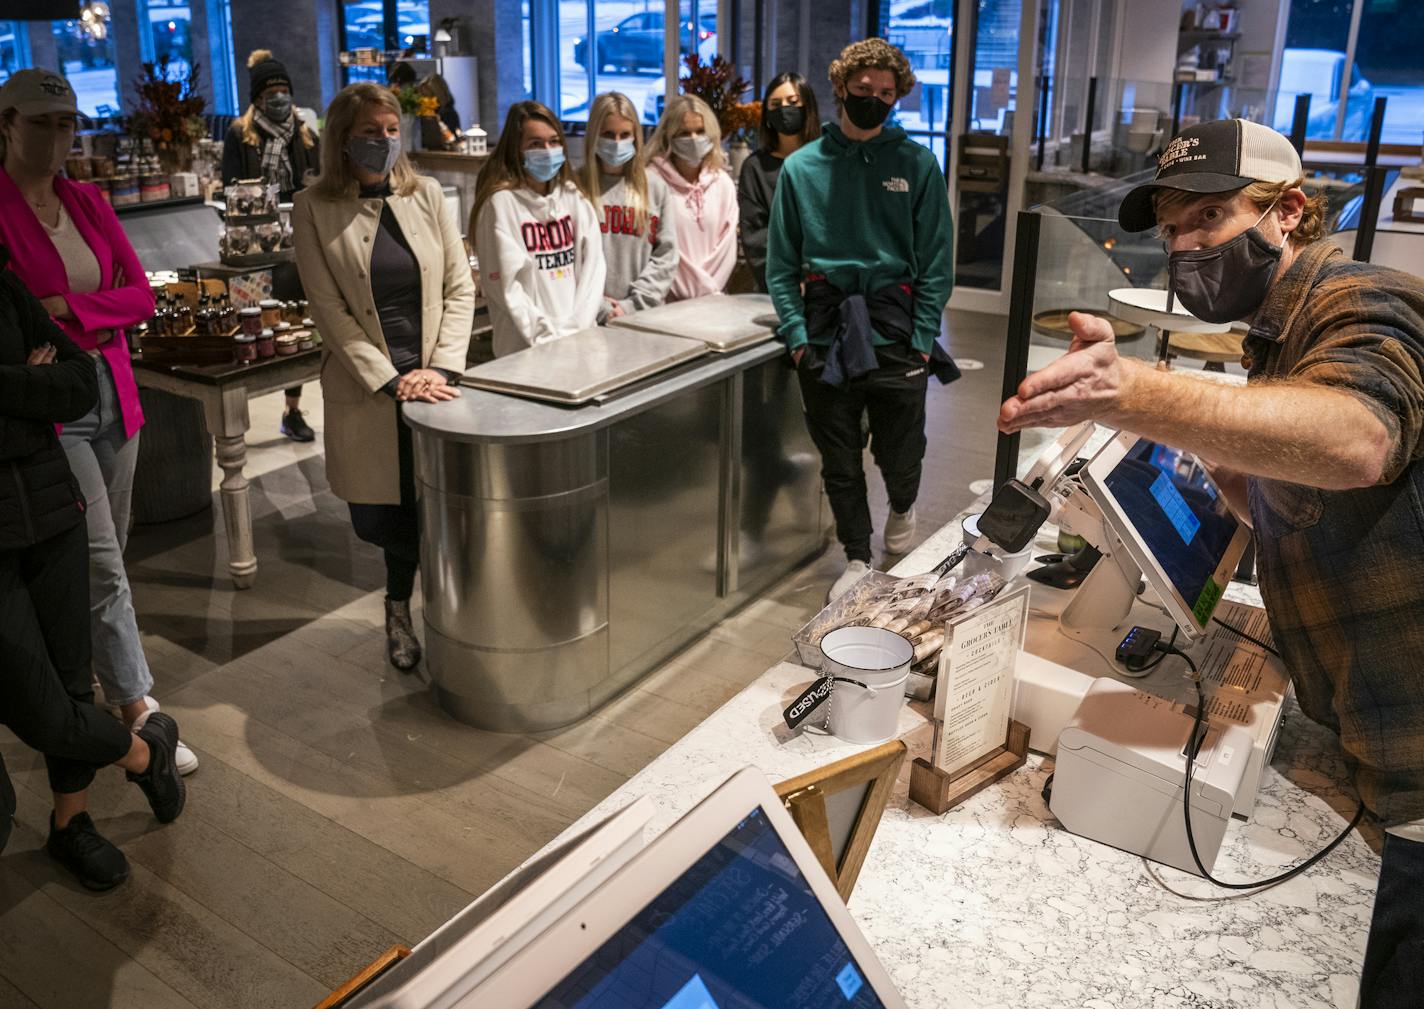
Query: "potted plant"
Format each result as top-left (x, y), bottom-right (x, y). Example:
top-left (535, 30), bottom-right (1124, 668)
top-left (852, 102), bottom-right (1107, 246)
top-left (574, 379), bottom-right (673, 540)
top-left (127, 57), bottom-right (206, 174)
top-left (391, 86), bottom-right (439, 153)
top-left (724, 100), bottom-right (761, 180)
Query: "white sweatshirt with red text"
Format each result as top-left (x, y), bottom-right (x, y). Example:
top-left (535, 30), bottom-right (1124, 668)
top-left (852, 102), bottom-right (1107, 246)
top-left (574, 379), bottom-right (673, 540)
top-left (475, 181), bottom-right (606, 357)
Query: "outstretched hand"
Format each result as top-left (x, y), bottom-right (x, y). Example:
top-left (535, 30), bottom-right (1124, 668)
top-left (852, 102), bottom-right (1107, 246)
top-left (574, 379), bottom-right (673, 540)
top-left (997, 311), bottom-right (1132, 433)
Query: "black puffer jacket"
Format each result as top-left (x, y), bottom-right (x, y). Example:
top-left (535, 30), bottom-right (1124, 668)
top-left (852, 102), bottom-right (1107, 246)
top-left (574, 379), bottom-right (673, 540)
top-left (0, 249), bottom-right (98, 551)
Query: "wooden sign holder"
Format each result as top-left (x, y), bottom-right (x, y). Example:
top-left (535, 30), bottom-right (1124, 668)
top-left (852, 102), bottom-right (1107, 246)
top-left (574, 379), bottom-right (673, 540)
top-left (909, 719), bottom-right (1030, 815)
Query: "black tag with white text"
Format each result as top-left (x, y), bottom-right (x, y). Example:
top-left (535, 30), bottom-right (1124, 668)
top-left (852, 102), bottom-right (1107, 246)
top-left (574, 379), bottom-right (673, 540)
top-left (783, 675), bottom-right (833, 730)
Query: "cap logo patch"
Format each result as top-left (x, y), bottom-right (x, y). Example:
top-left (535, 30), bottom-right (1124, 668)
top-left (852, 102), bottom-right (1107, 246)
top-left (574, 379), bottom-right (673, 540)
top-left (40, 75), bottom-right (72, 97)
top-left (1159, 135), bottom-right (1205, 171)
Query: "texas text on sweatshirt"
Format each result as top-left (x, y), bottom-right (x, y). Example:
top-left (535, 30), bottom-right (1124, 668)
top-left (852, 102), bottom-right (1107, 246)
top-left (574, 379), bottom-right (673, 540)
top-left (597, 170), bottom-right (679, 319)
top-left (649, 156), bottom-right (738, 301)
top-left (474, 181), bottom-right (607, 357)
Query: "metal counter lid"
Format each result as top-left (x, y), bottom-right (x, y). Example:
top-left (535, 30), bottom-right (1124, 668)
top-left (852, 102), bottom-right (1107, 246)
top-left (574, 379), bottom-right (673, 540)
top-left (607, 293), bottom-right (779, 352)
top-left (461, 326), bottom-right (708, 404)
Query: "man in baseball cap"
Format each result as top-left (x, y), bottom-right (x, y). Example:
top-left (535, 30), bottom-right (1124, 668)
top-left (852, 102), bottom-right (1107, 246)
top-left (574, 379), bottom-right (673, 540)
top-left (0, 68), bottom-right (79, 117)
top-left (1001, 118), bottom-right (1424, 1008)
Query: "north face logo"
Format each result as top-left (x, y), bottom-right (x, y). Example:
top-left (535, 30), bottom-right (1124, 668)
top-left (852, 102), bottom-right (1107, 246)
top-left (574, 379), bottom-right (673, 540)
top-left (882, 177), bottom-right (909, 193)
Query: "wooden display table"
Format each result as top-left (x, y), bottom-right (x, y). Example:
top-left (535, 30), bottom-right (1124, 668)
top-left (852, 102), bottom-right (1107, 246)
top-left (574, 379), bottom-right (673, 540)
top-left (131, 349), bottom-right (321, 588)
top-left (1167, 328), bottom-right (1245, 369)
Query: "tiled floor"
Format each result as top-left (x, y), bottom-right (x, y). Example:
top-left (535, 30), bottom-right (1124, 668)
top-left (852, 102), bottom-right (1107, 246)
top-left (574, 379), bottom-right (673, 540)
top-left (0, 310), bottom-right (1007, 1009)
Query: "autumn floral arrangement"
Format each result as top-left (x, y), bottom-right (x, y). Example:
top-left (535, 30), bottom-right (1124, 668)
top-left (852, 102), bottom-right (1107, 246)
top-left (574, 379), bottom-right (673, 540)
top-left (392, 86), bottom-right (440, 119)
top-left (680, 53), bottom-right (756, 143)
top-left (127, 57), bottom-right (207, 171)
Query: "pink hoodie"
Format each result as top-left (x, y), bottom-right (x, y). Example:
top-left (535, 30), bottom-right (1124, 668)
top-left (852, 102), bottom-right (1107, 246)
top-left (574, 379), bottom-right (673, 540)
top-left (0, 169), bottom-right (154, 438)
top-left (649, 156), bottom-right (738, 300)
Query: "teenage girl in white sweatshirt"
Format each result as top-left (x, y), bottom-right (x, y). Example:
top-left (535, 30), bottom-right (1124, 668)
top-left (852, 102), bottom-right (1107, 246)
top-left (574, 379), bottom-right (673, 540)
top-left (470, 101), bottom-right (606, 357)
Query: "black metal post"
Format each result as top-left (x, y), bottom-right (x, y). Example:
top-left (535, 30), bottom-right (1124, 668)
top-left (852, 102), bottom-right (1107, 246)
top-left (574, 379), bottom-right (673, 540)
top-left (753, 0), bottom-right (764, 91)
top-left (1288, 94), bottom-right (1311, 156)
top-left (1353, 96), bottom-right (1391, 264)
top-left (1171, 80), bottom-right (1185, 138)
top-left (993, 211), bottom-right (1043, 492)
top-left (1081, 76), bottom-right (1097, 174)
top-left (1036, 73), bottom-right (1049, 170)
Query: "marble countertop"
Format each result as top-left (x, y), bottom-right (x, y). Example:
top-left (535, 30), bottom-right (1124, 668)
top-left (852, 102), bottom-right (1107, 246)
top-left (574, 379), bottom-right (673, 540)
top-left (540, 518), bottom-right (1381, 1009)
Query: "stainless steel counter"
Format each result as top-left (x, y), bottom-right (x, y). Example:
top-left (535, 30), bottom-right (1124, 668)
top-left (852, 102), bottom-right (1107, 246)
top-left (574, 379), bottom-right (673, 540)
top-left (403, 341), bottom-right (830, 731)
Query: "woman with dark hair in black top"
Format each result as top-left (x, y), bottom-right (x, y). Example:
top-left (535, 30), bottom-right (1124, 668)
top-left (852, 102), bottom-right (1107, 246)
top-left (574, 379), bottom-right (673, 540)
top-left (738, 72), bottom-right (822, 292)
top-left (0, 246), bottom-right (186, 891)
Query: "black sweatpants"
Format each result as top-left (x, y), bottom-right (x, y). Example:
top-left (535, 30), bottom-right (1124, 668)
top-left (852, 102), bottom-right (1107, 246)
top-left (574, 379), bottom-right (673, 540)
top-left (795, 342), bottom-right (929, 563)
top-left (348, 415), bottom-right (420, 601)
top-left (1360, 831), bottom-right (1424, 1008)
top-left (0, 521), bottom-right (133, 795)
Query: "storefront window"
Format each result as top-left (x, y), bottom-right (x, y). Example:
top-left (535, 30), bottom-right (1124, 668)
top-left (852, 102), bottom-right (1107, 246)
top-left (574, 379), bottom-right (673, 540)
top-left (1278, 0), bottom-right (1352, 140)
top-left (140, 0), bottom-right (193, 80)
top-left (1347, 0), bottom-right (1424, 145)
top-left (396, 0), bottom-right (429, 50)
top-left (0, 20), bottom-right (30, 85)
top-left (524, 0), bottom-right (683, 124)
top-left (881, 0), bottom-right (953, 138)
top-left (53, 19), bottom-right (121, 117)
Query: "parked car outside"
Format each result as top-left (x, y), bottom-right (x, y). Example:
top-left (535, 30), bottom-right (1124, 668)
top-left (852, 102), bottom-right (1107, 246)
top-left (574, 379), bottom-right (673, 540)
top-left (574, 11), bottom-right (716, 75)
top-left (1272, 47), bottom-right (1373, 139)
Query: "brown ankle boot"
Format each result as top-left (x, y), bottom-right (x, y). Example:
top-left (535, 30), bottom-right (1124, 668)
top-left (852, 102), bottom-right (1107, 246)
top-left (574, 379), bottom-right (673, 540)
top-left (384, 599), bottom-right (422, 671)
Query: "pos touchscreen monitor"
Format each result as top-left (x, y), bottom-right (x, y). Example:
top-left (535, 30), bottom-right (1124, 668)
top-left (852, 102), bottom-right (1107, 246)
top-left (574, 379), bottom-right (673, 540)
top-left (1081, 431), bottom-right (1251, 640)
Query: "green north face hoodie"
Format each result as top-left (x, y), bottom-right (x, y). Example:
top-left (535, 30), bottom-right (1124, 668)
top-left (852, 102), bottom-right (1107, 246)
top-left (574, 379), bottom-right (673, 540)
top-left (765, 121), bottom-right (954, 354)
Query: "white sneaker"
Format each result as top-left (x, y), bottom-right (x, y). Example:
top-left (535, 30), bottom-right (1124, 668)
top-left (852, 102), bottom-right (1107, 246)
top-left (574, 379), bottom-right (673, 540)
top-left (828, 560), bottom-right (871, 603)
top-left (884, 506), bottom-right (917, 554)
top-left (131, 698), bottom-right (200, 777)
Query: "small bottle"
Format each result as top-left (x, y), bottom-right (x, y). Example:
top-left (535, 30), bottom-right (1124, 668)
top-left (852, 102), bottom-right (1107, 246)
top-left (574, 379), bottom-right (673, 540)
top-left (172, 295), bottom-right (193, 335)
top-left (150, 294), bottom-right (168, 338)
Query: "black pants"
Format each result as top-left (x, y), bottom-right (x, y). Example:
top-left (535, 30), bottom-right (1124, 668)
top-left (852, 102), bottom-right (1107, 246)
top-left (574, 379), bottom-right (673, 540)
top-left (795, 343), bottom-right (929, 563)
top-left (0, 521), bottom-right (133, 795)
top-left (1360, 831), bottom-right (1424, 1007)
top-left (349, 416), bottom-right (420, 601)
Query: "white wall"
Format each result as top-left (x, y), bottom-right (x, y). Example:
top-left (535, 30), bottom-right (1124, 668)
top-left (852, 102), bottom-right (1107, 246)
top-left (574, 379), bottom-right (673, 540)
top-left (1115, 0), bottom-right (1182, 85)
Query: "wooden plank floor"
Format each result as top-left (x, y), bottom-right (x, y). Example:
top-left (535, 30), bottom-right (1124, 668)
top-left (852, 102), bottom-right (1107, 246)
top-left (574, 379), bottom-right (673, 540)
top-left (0, 310), bottom-right (1006, 1009)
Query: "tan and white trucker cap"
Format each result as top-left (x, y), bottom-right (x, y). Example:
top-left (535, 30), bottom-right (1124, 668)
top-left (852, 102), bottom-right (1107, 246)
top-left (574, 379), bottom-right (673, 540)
top-left (0, 69), bottom-right (79, 118)
top-left (1118, 118), bottom-right (1303, 232)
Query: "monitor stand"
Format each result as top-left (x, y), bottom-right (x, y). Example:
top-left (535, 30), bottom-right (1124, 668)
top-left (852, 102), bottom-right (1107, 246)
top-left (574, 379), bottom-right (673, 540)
top-left (1058, 526), bottom-right (1143, 644)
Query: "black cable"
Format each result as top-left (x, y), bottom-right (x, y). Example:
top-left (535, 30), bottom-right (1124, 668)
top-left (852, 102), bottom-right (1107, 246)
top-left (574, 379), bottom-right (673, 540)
top-left (1211, 616), bottom-right (1280, 658)
top-left (1164, 645), bottom-right (1365, 889)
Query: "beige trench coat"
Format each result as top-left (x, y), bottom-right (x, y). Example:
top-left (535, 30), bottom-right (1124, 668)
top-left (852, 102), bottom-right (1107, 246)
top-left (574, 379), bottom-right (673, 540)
top-left (294, 176), bottom-right (474, 504)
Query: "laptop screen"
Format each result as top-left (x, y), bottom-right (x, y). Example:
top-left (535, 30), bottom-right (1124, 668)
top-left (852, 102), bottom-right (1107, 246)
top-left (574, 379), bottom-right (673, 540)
top-left (531, 807), bottom-right (888, 1009)
top-left (1101, 438), bottom-right (1239, 626)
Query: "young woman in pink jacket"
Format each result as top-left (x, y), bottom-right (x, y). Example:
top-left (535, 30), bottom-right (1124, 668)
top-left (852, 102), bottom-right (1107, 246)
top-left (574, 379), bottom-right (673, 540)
top-left (645, 94), bottom-right (738, 300)
top-left (0, 70), bottom-right (198, 777)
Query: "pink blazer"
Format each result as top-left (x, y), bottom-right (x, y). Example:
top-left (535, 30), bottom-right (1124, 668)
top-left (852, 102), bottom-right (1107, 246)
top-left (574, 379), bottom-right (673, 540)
top-left (0, 169), bottom-right (154, 438)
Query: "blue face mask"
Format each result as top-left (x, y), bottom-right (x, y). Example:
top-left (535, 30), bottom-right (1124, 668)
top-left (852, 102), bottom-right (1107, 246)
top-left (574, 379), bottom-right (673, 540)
top-left (596, 137), bottom-right (636, 167)
top-left (523, 146), bottom-right (565, 183)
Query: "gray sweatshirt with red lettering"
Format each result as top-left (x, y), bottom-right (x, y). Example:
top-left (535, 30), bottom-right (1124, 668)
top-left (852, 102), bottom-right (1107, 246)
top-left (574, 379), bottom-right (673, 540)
top-left (596, 170), bottom-right (679, 320)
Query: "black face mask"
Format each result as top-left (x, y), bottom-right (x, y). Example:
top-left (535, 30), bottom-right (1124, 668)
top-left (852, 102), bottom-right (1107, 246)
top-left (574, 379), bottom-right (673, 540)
top-left (842, 91), bottom-right (893, 130)
top-left (1168, 204), bottom-right (1282, 324)
top-left (766, 104), bottom-right (806, 136)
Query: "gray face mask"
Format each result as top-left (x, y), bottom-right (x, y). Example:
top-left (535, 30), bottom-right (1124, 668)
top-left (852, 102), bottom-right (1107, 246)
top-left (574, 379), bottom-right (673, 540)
top-left (1167, 202), bottom-right (1281, 324)
top-left (263, 93), bottom-right (293, 122)
top-left (346, 135), bottom-right (401, 178)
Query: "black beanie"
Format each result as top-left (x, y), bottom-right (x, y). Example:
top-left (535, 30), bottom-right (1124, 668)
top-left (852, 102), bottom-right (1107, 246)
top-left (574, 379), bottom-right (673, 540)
top-left (249, 57), bottom-right (292, 107)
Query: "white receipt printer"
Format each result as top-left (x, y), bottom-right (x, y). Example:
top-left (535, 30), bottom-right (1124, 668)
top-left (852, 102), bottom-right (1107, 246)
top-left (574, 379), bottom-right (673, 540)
top-left (1050, 678), bottom-right (1252, 875)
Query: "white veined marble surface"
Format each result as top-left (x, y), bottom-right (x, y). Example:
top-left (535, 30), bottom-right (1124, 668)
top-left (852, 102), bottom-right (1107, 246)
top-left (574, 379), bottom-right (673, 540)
top-left (538, 513), bottom-right (1381, 1009)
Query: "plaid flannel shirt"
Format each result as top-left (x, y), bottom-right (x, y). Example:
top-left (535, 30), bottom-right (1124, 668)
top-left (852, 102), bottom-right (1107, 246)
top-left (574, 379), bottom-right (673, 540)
top-left (1242, 240), bottom-right (1424, 826)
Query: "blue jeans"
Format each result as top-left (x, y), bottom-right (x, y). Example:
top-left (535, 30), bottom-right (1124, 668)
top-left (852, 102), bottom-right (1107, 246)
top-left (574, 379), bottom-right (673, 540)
top-left (57, 355), bottom-right (153, 708)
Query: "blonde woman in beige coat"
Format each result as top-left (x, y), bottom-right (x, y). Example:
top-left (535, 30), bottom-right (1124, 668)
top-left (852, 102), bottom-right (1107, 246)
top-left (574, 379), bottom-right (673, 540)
top-left (293, 82), bottom-right (474, 671)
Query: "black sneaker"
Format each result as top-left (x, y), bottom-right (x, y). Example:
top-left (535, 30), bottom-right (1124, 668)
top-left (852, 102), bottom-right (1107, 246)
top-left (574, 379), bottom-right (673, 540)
top-left (126, 711), bottom-right (186, 823)
top-left (281, 408), bottom-right (316, 442)
top-left (46, 812), bottom-right (130, 891)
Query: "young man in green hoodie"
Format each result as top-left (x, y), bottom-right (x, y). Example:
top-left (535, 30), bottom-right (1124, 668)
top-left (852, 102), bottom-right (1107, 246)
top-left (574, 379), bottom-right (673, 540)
top-left (766, 38), bottom-right (955, 601)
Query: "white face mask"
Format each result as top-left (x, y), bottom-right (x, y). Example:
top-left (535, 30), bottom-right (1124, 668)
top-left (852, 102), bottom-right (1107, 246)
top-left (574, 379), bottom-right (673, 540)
top-left (671, 134), bottom-right (713, 166)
